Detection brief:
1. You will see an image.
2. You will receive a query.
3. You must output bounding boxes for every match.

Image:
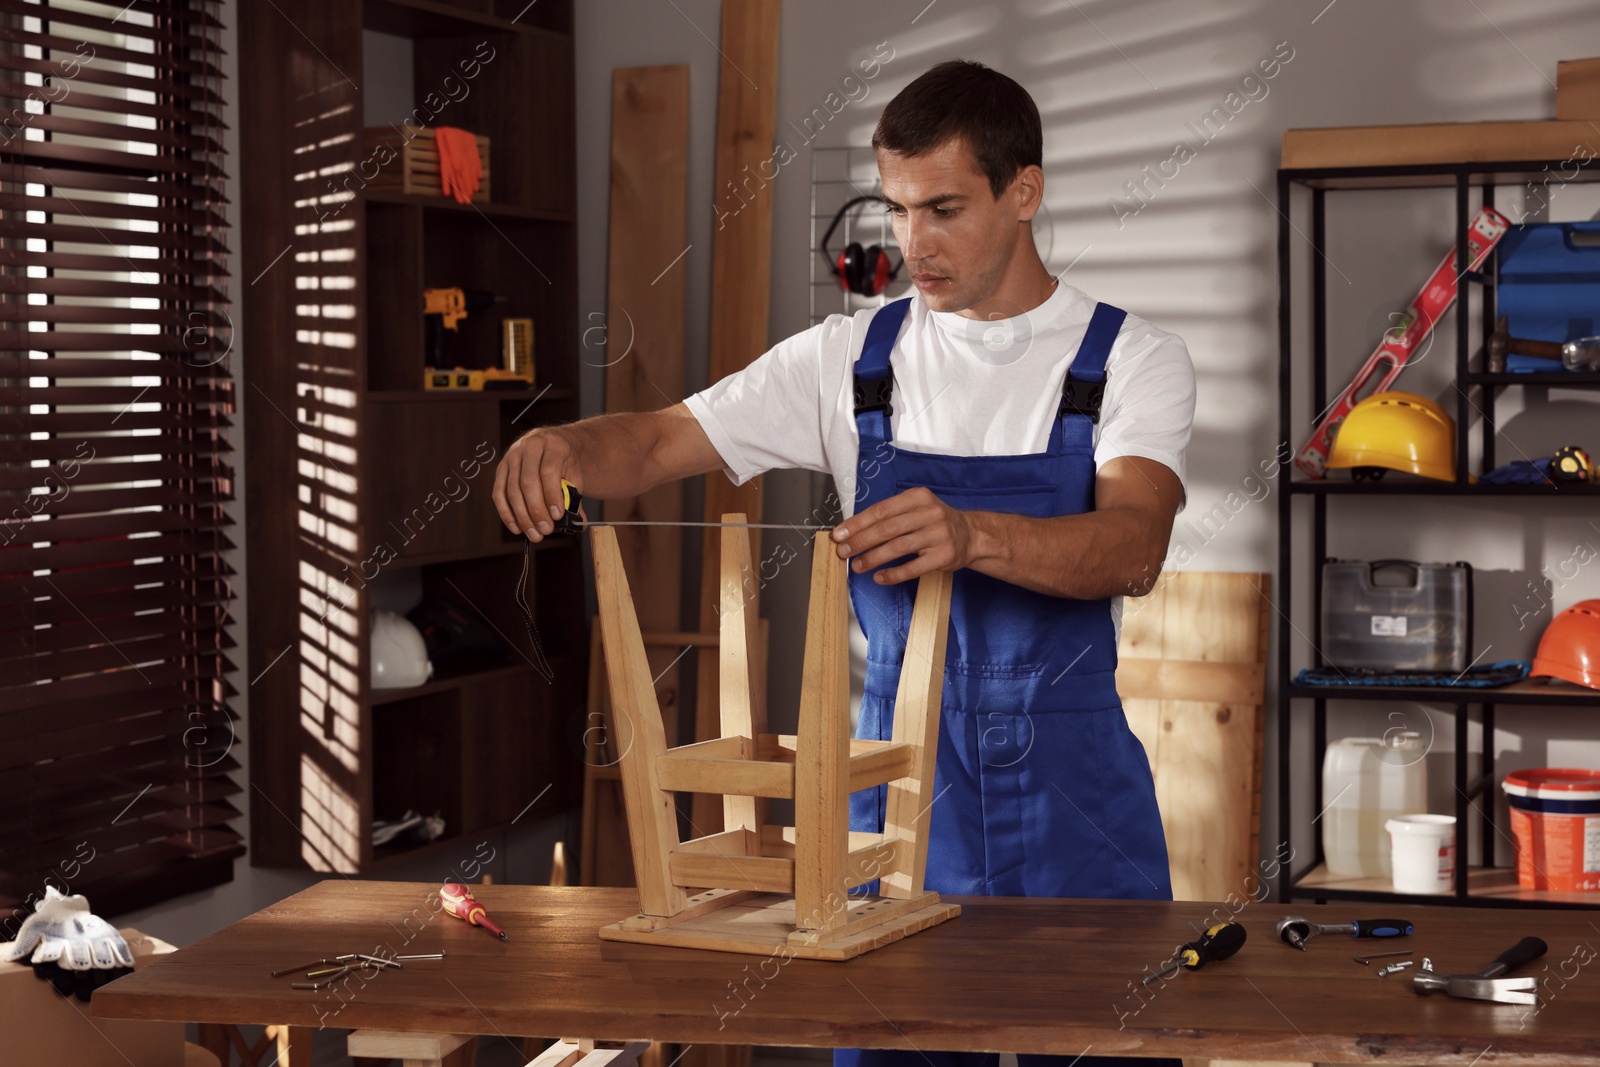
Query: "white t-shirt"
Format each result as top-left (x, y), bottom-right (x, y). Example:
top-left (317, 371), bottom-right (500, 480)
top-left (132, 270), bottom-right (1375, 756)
top-left (686, 280), bottom-right (1196, 517)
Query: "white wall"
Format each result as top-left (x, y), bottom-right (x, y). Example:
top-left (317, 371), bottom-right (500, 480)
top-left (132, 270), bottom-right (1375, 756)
top-left (134, 0), bottom-right (1600, 943)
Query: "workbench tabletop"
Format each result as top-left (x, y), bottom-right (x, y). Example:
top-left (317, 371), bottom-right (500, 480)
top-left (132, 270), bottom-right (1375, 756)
top-left (91, 881), bottom-right (1600, 1065)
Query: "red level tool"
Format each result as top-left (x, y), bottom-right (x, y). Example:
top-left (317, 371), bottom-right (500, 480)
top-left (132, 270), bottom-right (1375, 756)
top-left (1294, 207), bottom-right (1510, 478)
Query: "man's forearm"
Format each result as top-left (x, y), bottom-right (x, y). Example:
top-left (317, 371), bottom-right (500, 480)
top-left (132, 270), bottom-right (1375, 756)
top-left (965, 507), bottom-right (1165, 599)
top-left (554, 411), bottom-right (672, 499)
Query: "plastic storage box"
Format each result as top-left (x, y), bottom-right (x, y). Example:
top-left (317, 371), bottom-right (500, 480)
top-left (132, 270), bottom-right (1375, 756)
top-left (1496, 221), bottom-right (1600, 343)
top-left (1320, 559), bottom-right (1471, 672)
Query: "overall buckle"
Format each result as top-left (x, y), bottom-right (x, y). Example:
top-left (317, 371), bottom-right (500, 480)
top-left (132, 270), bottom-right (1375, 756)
top-left (853, 374), bottom-right (894, 417)
top-left (1059, 377), bottom-right (1105, 424)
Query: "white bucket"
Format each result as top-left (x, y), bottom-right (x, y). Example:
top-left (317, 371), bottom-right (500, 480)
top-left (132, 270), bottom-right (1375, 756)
top-left (1386, 814), bottom-right (1456, 894)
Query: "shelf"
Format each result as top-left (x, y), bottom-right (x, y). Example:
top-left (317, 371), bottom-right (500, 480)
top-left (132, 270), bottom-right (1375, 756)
top-left (1463, 371), bottom-right (1600, 387)
top-left (366, 387), bottom-right (575, 403)
top-left (1282, 158), bottom-right (1600, 191)
top-left (364, 188), bottom-right (571, 223)
top-left (363, 0), bottom-right (568, 41)
top-left (1289, 480), bottom-right (1600, 496)
top-left (1288, 678), bottom-right (1600, 706)
top-left (386, 537), bottom-right (577, 570)
top-left (369, 661), bottom-right (527, 706)
top-left (1291, 862), bottom-right (1600, 909)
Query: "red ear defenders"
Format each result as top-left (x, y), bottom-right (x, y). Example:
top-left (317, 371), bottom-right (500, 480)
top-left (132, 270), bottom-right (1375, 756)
top-left (820, 195), bottom-right (903, 297)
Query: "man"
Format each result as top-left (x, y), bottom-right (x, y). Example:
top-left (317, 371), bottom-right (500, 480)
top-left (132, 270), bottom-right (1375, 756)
top-left (493, 60), bottom-right (1193, 1067)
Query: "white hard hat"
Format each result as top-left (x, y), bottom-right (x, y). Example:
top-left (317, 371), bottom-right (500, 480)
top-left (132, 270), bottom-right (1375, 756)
top-left (371, 609), bottom-right (434, 689)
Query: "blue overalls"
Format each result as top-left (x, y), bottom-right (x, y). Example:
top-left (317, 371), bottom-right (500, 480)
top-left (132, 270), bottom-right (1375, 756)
top-left (836, 298), bottom-right (1177, 1067)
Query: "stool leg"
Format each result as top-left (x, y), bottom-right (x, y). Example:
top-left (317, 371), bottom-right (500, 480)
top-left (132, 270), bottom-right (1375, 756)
top-left (719, 516), bottom-right (768, 837)
top-left (593, 526), bottom-right (687, 917)
top-left (880, 569), bottom-right (952, 897)
top-left (793, 532), bottom-right (850, 933)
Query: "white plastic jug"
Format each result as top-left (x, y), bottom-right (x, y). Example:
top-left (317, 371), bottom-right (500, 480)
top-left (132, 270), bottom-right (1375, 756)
top-left (1322, 733), bottom-right (1428, 878)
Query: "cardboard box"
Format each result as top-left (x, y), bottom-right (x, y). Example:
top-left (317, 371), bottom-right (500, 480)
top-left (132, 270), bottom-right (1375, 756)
top-left (1557, 57), bottom-right (1600, 119)
top-left (0, 928), bottom-right (184, 1067)
top-left (1281, 119), bottom-right (1599, 170)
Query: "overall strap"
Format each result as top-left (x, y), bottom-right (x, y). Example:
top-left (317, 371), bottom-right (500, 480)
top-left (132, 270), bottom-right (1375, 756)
top-left (1050, 301), bottom-right (1127, 453)
top-left (852, 298), bottom-right (913, 445)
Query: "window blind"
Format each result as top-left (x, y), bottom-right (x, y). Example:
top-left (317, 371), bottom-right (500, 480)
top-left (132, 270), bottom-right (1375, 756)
top-left (0, 0), bottom-right (241, 919)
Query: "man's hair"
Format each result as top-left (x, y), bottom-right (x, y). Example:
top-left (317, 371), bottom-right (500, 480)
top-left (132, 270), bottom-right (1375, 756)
top-left (871, 60), bottom-right (1042, 200)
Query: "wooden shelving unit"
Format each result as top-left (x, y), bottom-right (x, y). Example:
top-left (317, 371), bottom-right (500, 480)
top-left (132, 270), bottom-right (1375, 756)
top-left (1274, 158), bottom-right (1600, 909)
top-left (240, 0), bottom-right (582, 872)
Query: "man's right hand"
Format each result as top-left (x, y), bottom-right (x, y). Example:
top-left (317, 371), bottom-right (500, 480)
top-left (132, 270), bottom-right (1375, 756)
top-left (491, 404), bottom-right (727, 542)
top-left (493, 427), bottom-right (580, 541)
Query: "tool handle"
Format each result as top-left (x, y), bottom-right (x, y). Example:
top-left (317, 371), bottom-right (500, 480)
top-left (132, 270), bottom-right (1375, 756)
top-left (555, 480), bottom-right (584, 534)
top-left (1478, 936), bottom-right (1547, 978)
top-left (1183, 921), bottom-right (1247, 969)
top-left (1351, 919), bottom-right (1413, 938)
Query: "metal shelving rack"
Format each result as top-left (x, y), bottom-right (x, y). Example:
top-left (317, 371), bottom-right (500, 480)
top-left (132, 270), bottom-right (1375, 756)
top-left (1275, 159), bottom-right (1600, 910)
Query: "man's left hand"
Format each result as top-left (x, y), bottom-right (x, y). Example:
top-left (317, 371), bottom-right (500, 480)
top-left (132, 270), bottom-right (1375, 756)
top-left (831, 486), bottom-right (976, 585)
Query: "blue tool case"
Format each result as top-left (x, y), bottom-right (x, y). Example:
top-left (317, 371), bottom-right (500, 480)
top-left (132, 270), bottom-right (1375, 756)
top-left (1496, 221), bottom-right (1600, 343)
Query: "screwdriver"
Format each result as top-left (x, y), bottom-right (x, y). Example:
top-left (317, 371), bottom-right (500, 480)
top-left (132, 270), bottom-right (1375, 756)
top-left (440, 883), bottom-right (507, 940)
top-left (1143, 921), bottom-right (1248, 985)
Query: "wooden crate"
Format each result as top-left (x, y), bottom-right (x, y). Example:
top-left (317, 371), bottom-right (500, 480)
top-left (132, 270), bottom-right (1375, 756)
top-left (363, 125), bottom-right (491, 200)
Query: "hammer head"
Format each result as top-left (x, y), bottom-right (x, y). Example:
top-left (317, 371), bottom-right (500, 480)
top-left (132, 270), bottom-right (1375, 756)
top-left (1486, 316), bottom-right (1509, 373)
top-left (1275, 916), bottom-right (1311, 952)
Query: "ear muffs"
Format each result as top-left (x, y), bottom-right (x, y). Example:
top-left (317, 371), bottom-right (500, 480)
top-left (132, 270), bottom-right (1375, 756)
top-left (821, 198), bottom-right (902, 298)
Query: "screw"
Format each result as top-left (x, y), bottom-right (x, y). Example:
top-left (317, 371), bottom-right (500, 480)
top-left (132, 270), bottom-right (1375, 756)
top-left (1378, 962), bottom-right (1415, 977)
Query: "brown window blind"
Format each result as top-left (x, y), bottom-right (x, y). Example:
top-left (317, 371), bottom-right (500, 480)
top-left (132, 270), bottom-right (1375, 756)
top-left (0, 0), bottom-right (241, 920)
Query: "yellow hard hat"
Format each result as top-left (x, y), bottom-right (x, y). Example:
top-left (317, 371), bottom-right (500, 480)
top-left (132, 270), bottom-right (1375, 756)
top-left (1326, 391), bottom-right (1456, 482)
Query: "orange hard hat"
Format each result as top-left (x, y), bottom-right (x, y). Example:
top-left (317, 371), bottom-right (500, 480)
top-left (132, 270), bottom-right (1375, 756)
top-left (1531, 599), bottom-right (1600, 690)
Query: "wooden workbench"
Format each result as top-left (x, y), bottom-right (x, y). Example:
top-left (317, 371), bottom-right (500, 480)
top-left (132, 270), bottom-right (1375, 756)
top-left (92, 882), bottom-right (1600, 1065)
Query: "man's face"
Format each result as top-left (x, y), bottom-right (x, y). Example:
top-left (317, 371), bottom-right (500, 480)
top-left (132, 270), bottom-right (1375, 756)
top-left (876, 138), bottom-right (1034, 317)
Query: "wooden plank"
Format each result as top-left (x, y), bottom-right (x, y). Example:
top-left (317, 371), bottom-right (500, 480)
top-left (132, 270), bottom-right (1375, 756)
top-left (845, 740), bottom-right (916, 794)
top-left (758, 825), bottom-right (886, 856)
top-left (90, 881), bottom-right (1600, 1062)
top-left (879, 570), bottom-right (953, 898)
top-left (592, 526), bottom-right (687, 917)
top-left (1557, 58), bottom-right (1600, 119)
top-left (669, 852), bottom-right (793, 894)
top-left (1281, 119), bottom-right (1600, 170)
top-left (663, 735), bottom-right (748, 760)
top-left (1114, 659), bottom-right (1263, 705)
top-left (581, 620), bottom-right (636, 889)
top-left (601, 891), bottom-right (959, 961)
top-left (792, 534), bottom-right (850, 933)
top-left (347, 1030), bottom-right (472, 1059)
top-left (691, 0), bottom-right (782, 842)
top-left (675, 827), bottom-right (756, 856)
top-left (720, 515), bottom-right (770, 833)
top-left (616, 888), bottom-right (764, 931)
top-left (605, 64), bottom-right (691, 753)
top-left (655, 754), bottom-right (793, 799)
top-left (1116, 572), bottom-right (1269, 903)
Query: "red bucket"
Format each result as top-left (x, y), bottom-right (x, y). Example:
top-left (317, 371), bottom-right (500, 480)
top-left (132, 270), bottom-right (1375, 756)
top-left (1503, 768), bottom-right (1600, 892)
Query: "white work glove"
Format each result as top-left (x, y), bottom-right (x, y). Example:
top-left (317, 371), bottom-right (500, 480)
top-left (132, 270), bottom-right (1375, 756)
top-left (0, 886), bottom-right (134, 971)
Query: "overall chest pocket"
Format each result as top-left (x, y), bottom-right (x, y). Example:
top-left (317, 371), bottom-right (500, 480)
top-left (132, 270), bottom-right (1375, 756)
top-left (895, 481), bottom-right (1062, 519)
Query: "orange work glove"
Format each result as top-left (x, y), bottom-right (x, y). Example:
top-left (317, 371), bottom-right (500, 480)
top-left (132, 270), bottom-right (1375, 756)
top-left (434, 126), bottom-right (483, 204)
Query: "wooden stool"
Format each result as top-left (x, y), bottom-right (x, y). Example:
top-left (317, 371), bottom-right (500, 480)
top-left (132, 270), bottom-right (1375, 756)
top-left (592, 517), bottom-right (960, 960)
top-left (347, 1029), bottom-right (478, 1066)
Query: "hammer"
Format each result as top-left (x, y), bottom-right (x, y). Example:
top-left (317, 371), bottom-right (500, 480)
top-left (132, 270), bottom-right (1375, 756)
top-left (1486, 316), bottom-right (1566, 372)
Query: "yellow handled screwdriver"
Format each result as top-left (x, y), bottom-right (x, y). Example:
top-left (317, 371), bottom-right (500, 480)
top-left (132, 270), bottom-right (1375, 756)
top-left (1143, 921), bottom-right (1248, 985)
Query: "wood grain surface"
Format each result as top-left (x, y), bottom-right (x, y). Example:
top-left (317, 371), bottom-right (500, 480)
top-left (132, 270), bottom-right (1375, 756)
top-left (92, 882), bottom-right (1600, 1064)
top-left (1118, 572), bottom-right (1269, 903)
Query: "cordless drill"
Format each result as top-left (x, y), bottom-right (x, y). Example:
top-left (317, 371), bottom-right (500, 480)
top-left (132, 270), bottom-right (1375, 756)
top-left (423, 287), bottom-right (498, 368)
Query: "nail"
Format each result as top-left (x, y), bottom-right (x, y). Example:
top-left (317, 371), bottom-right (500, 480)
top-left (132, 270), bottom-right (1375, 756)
top-left (548, 504), bottom-right (562, 520)
top-left (537, 521), bottom-right (552, 534)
